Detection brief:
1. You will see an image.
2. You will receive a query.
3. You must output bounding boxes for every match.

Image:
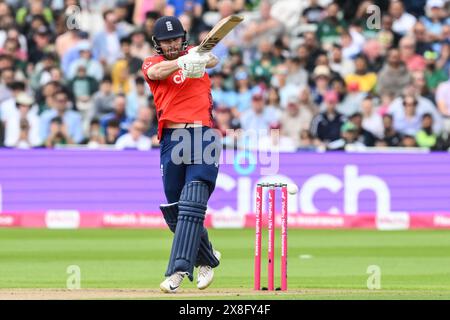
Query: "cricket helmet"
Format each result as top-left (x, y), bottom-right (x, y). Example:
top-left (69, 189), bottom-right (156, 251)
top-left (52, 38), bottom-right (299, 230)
top-left (152, 16), bottom-right (188, 54)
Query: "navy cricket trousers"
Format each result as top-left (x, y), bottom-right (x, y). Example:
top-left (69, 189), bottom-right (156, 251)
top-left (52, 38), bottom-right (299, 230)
top-left (159, 126), bottom-right (221, 205)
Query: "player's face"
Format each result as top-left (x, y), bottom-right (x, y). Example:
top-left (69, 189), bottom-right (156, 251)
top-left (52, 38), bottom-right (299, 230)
top-left (160, 37), bottom-right (183, 60)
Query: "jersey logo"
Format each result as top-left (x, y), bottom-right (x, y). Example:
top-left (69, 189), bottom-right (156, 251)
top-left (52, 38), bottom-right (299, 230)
top-left (166, 21), bottom-right (173, 31)
top-left (173, 70), bottom-right (186, 84)
top-left (143, 61), bottom-right (152, 69)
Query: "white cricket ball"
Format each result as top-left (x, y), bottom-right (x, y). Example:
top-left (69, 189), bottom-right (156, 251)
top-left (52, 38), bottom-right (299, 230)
top-left (287, 183), bottom-right (298, 195)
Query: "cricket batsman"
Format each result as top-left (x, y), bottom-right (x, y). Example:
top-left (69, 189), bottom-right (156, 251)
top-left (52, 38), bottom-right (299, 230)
top-left (142, 16), bottom-right (221, 293)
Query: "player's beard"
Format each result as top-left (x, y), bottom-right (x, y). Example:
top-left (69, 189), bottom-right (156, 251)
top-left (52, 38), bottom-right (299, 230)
top-left (164, 45), bottom-right (182, 60)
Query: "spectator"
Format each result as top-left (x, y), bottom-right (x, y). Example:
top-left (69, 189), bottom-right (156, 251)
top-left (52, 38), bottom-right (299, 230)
top-left (437, 41), bottom-right (450, 75)
top-left (269, 0), bottom-right (302, 30)
top-left (133, 2), bottom-right (164, 26)
top-left (349, 112), bottom-right (377, 147)
top-left (329, 43), bottom-right (355, 78)
top-left (413, 21), bottom-right (433, 55)
top-left (389, 0), bottom-right (417, 36)
top-left (311, 65), bottom-right (332, 106)
top-left (44, 116), bottom-right (73, 148)
top-left (117, 36), bottom-right (143, 75)
top-left (361, 96), bottom-right (384, 139)
top-left (114, 0), bottom-right (135, 35)
top-left (298, 129), bottom-right (316, 150)
top-left (232, 69), bottom-right (253, 118)
top-left (81, 118), bottom-right (106, 149)
top-left (4, 92), bottom-right (41, 148)
top-left (92, 77), bottom-right (115, 119)
top-left (310, 90), bottom-right (346, 145)
top-left (302, 31), bottom-right (326, 73)
top-left (142, 11), bottom-right (160, 42)
top-left (35, 80), bottom-right (62, 113)
top-left (335, 79), bottom-right (365, 117)
top-left (29, 52), bottom-right (58, 90)
top-left (435, 71), bottom-right (450, 132)
top-left (111, 59), bottom-right (134, 95)
top-left (412, 70), bottom-right (434, 102)
top-left (400, 133), bottom-right (418, 148)
top-left (361, 39), bottom-right (386, 73)
top-left (298, 86), bottom-right (318, 116)
top-left (280, 95), bottom-right (314, 148)
top-left (420, 0), bottom-right (449, 43)
top-left (40, 91), bottom-right (84, 144)
top-left (340, 27), bottom-right (365, 60)
top-left (416, 113), bottom-right (437, 149)
top-left (345, 55), bottom-right (377, 93)
top-left (272, 64), bottom-right (300, 109)
top-left (16, 0), bottom-right (54, 35)
top-left (301, 0), bottom-right (325, 24)
top-left (67, 41), bottom-right (104, 82)
top-left (242, 0), bottom-right (283, 52)
top-left (55, 29), bottom-right (83, 59)
top-left (213, 106), bottom-right (241, 148)
top-left (377, 14), bottom-right (402, 50)
top-left (92, 9), bottom-right (128, 66)
top-left (210, 70), bottom-right (237, 110)
top-left (376, 114), bottom-right (402, 147)
top-left (68, 65), bottom-right (99, 127)
top-left (399, 36), bottom-right (426, 72)
top-left (100, 94), bottom-right (132, 137)
top-left (166, 0), bottom-right (205, 17)
top-left (424, 50), bottom-right (448, 94)
top-left (393, 94), bottom-right (422, 135)
top-left (0, 37), bottom-right (27, 72)
top-left (105, 119), bottom-right (121, 145)
top-left (327, 121), bottom-right (366, 151)
top-left (286, 56), bottom-right (308, 88)
top-left (14, 118), bottom-right (33, 149)
top-left (250, 39), bottom-right (281, 86)
top-left (240, 90), bottom-right (273, 134)
top-left (377, 48), bottom-right (412, 97)
top-left (390, 86), bottom-right (444, 133)
top-left (257, 122), bottom-right (297, 152)
top-left (27, 25), bottom-right (54, 65)
top-left (135, 104), bottom-right (158, 143)
top-left (316, 2), bottom-right (347, 47)
top-left (115, 120), bottom-right (152, 150)
top-left (126, 77), bottom-right (151, 119)
top-left (130, 29), bottom-right (153, 61)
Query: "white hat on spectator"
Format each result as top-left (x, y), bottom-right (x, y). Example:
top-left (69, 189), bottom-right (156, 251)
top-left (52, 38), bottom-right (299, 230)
top-left (426, 0), bottom-right (444, 8)
top-left (313, 65), bottom-right (331, 79)
top-left (15, 92), bottom-right (34, 106)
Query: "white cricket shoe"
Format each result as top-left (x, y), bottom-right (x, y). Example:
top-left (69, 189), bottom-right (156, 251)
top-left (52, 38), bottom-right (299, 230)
top-left (197, 250), bottom-right (221, 290)
top-left (160, 271), bottom-right (187, 293)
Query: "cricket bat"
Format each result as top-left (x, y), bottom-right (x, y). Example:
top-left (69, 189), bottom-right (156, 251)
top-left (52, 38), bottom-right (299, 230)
top-left (197, 15), bottom-right (244, 54)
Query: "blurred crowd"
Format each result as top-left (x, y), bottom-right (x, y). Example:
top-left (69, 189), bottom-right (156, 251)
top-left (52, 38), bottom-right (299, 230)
top-left (0, 0), bottom-right (450, 152)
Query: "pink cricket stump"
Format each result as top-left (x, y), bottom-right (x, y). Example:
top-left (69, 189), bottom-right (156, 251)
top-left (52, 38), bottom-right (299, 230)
top-left (281, 185), bottom-right (288, 291)
top-left (268, 187), bottom-right (275, 291)
top-left (254, 185), bottom-right (263, 290)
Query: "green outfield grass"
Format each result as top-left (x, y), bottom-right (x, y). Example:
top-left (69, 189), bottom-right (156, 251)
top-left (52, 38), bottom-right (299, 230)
top-left (1, 228), bottom-right (450, 299)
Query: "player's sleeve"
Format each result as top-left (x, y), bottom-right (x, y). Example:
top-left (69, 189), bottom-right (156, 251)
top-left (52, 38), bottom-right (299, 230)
top-left (141, 55), bottom-right (164, 82)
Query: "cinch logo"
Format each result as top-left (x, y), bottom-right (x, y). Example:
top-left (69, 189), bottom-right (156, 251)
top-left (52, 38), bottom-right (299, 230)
top-left (173, 70), bottom-right (186, 84)
top-left (211, 165), bottom-right (394, 216)
top-left (166, 21), bottom-right (173, 31)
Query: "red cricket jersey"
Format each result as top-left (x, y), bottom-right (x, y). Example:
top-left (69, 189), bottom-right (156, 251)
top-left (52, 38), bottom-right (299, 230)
top-left (141, 49), bottom-right (214, 140)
